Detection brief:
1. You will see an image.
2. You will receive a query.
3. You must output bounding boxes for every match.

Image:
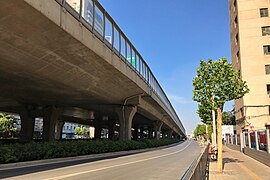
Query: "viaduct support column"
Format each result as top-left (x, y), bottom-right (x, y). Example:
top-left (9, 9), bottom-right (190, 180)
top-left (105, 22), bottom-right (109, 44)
top-left (133, 125), bottom-right (139, 140)
top-left (55, 121), bottom-right (64, 140)
top-left (19, 108), bottom-right (35, 143)
top-left (148, 128), bottom-right (154, 139)
top-left (108, 120), bottom-right (116, 140)
top-left (117, 106), bottom-right (137, 140)
top-left (43, 106), bottom-right (62, 142)
top-left (94, 119), bottom-right (102, 140)
top-left (168, 130), bottom-right (173, 139)
top-left (154, 121), bottom-right (163, 140)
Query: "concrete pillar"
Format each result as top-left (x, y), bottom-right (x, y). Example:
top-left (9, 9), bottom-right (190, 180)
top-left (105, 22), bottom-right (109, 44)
top-left (55, 121), bottom-right (64, 140)
top-left (94, 121), bottom-right (102, 140)
top-left (43, 106), bottom-right (62, 141)
top-left (148, 128), bottom-right (154, 139)
top-left (117, 106), bottom-right (137, 140)
top-left (133, 125), bottom-right (139, 140)
top-left (139, 127), bottom-right (145, 139)
top-left (248, 132), bottom-right (251, 148)
top-left (255, 131), bottom-right (259, 150)
top-left (19, 109), bottom-right (35, 143)
top-left (108, 120), bottom-right (115, 140)
top-left (168, 130), bottom-right (173, 139)
top-left (154, 121), bottom-right (163, 140)
top-left (266, 129), bottom-right (270, 154)
top-left (240, 133), bottom-right (244, 152)
top-left (235, 134), bottom-right (238, 145)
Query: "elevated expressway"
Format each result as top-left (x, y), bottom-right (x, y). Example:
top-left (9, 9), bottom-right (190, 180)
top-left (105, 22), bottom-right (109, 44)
top-left (0, 0), bottom-right (185, 141)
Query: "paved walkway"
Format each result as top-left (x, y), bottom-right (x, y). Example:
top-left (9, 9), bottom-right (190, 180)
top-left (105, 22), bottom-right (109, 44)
top-left (209, 145), bottom-right (270, 180)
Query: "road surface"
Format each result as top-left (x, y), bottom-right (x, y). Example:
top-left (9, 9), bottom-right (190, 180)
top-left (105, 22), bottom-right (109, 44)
top-left (1, 140), bottom-right (202, 180)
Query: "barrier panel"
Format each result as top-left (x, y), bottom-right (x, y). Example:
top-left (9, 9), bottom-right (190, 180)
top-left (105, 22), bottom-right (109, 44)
top-left (181, 144), bottom-right (209, 180)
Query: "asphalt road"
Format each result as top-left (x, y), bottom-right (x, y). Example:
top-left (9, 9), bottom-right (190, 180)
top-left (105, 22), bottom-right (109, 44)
top-left (1, 140), bottom-right (202, 180)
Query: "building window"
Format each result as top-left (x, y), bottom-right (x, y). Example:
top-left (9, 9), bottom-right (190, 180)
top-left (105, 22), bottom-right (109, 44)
top-left (267, 84), bottom-right (270, 95)
top-left (260, 8), bottom-right (268, 17)
top-left (262, 26), bottom-right (270, 36)
top-left (234, 16), bottom-right (238, 28)
top-left (265, 65), bottom-right (270, 74)
top-left (235, 33), bottom-right (239, 45)
top-left (263, 45), bottom-right (270, 55)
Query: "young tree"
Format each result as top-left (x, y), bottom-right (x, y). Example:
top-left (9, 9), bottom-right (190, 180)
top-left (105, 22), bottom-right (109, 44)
top-left (192, 58), bottom-right (249, 172)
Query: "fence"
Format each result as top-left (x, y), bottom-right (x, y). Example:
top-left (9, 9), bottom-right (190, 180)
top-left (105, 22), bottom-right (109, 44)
top-left (181, 144), bottom-right (209, 180)
top-left (226, 129), bottom-right (270, 166)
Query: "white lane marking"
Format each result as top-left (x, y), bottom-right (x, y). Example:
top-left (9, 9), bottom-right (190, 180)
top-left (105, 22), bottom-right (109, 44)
top-left (45, 141), bottom-right (193, 180)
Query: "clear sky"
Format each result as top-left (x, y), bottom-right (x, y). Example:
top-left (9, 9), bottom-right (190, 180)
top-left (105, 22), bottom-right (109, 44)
top-left (98, 0), bottom-right (233, 133)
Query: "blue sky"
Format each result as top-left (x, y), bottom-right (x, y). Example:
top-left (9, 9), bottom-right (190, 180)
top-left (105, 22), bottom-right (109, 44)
top-left (98, 0), bottom-right (233, 133)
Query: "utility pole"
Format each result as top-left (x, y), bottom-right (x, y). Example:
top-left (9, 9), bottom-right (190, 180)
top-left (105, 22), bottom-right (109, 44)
top-left (212, 95), bottom-right (217, 149)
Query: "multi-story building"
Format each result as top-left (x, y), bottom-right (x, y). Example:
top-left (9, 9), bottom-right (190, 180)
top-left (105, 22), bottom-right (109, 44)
top-left (229, 0), bottom-right (270, 133)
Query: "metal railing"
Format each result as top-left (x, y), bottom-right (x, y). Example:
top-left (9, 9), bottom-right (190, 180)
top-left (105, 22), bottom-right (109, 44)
top-left (181, 144), bottom-right (209, 180)
top-left (54, 0), bottom-right (185, 133)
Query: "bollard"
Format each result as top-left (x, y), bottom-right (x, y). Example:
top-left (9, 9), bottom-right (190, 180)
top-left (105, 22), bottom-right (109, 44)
top-left (231, 135), bottom-right (233, 144)
top-left (266, 129), bottom-right (270, 154)
top-left (248, 132), bottom-right (251, 148)
top-left (240, 133), bottom-right (244, 152)
top-left (235, 134), bottom-right (238, 145)
top-left (255, 131), bottom-right (259, 150)
top-left (243, 133), bottom-right (246, 147)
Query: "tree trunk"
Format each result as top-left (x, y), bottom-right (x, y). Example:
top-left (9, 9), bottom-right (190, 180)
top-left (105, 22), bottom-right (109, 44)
top-left (217, 107), bottom-right (223, 172)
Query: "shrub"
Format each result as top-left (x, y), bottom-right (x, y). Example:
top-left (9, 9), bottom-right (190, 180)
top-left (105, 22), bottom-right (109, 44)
top-left (0, 139), bottom-right (180, 164)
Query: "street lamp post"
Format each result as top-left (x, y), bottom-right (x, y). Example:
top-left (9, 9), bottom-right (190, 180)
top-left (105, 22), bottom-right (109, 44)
top-left (212, 95), bottom-right (217, 148)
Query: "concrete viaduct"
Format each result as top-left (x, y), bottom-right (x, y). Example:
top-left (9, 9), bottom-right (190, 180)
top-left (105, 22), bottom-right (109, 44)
top-left (0, 0), bottom-right (186, 142)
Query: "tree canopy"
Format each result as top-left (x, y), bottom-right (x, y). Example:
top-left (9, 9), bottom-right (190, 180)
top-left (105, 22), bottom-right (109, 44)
top-left (192, 58), bottom-right (249, 110)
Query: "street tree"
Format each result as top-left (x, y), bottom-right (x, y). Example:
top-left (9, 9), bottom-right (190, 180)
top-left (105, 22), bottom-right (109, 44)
top-left (194, 124), bottom-right (206, 138)
top-left (222, 110), bottom-right (236, 125)
top-left (74, 126), bottom-right (81, 135)
top-left (0, 113), bottom-right (17, 138)
top-left (192, 58), bottom-right (249, 172)
top-left (75, 126), bottom-right (88, 137)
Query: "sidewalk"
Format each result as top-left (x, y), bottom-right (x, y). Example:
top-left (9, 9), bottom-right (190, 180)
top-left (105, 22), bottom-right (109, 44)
top-left (209, 145), bottom-right (270, 180)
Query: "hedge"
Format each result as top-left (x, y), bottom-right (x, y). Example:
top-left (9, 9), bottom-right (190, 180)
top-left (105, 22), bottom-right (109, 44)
top-left (0, 139), bottom-right (180, 164)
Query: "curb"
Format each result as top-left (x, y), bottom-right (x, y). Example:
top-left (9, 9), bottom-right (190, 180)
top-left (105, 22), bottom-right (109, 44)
top-left (0, 141), bottom-right (183, 170)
